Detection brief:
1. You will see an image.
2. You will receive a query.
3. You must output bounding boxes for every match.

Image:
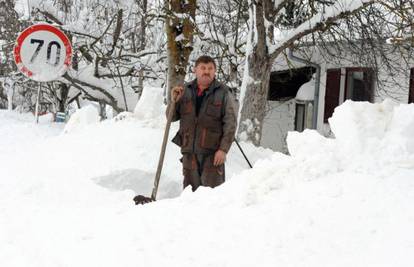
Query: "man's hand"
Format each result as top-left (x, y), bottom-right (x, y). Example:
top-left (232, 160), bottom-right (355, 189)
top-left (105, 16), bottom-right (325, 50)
top-left (171, 86), bottom-right (184, 102)
top-left (213, 150), bottom-right (227, 166)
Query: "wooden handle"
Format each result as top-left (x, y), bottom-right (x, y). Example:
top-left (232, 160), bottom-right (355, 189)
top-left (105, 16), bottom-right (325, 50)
top-left (150, 100), bottom-right (176, 200)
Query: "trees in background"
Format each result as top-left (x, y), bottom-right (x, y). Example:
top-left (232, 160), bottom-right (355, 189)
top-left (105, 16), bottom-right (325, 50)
top-left (195, 0), bottom-right (248, 90)
top-left (165, 0), bottom-right (196, 100)
top-left (0, 0), bottom-right (25, 109)
top-left (32, 0), bottom-right (164, 114)
top-left (164, 0), bottom-right (248, 100)
top-left (0, 0), bottom-right (412, 146)
top-left (237, 0), bottom-right (382, 146)
top-left (300, 0), bottom-right (414, 98)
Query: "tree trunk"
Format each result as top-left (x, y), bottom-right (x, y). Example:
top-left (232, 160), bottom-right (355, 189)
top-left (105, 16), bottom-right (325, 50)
top-left (57, 83), bottom-right (70, 112)
top-left (238, 0), bottom-right (273, 146)
top-left (137, 0), bottom-right (147, 98)
top-left (238, 55), bottom-right (272, 146)
top-left (99, 101), bottom-right (107, 120)
top-left (7, 84), bottom-right (14, 111)
top-left (165, 0), bottom-right (196, 101)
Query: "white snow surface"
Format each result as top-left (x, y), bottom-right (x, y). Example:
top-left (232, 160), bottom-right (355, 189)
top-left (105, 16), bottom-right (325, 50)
top-left (296, 77), bottom-right (315, 101)
top-left (132, 86), bottom-right (167, 127)
top-left (1, 98), bottom-right (414, 267)
top-left (63, 105), bottom-right (100, 133)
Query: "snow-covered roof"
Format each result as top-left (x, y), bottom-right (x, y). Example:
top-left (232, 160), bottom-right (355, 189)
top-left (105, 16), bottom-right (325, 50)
top-left (295, 77), bottom-right (315, 101)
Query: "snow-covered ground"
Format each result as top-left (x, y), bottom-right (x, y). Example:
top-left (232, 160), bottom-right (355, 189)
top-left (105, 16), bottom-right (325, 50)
top-left (1, 91), bottom-right (414, 266)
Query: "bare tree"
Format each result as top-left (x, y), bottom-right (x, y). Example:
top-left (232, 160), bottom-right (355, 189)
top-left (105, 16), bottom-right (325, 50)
top-left (298, 0), bottom-right (414, 100)
top-left (0, 0), bottom-right (26, 109)
top-left (165, 0), bottom-right (196, 101)
top-left (28, 0), bottom-right (164, 113)
top-left (238, 0), bottom-right (379, 146)
top-left (195, 0), bottom-right (249, 90)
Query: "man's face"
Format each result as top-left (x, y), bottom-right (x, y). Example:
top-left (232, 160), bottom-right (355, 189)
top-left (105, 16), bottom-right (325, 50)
top-left (194, 62), bottom-right (216, 86)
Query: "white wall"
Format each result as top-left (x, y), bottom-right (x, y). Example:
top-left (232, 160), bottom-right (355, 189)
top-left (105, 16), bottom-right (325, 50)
top-left (261, 99), bottom-right (295, 152)
top-left (261, 46), bottom-right (413, 151)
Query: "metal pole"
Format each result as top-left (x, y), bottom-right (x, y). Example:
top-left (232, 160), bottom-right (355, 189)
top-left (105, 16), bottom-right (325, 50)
top-left (235, 139), bottom-right (253, 169)
top-left (34, 82), bottom-right (41, 123)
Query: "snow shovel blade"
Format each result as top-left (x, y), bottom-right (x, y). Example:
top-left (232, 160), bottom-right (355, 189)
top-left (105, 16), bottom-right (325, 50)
top-left (133, 195), bottom-right (154, 205)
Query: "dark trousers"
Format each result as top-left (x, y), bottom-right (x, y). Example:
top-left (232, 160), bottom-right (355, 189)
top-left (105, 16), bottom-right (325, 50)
top-left (181, 153), bottom-right (225, 191)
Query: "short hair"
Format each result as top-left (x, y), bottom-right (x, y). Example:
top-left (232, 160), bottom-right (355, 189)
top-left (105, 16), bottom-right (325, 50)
top-left (195, 55), bottom-right (216, 68)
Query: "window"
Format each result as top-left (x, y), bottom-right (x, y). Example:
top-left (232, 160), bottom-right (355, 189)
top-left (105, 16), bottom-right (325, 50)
top-left (268, 66), bottom-right (316, 101)
top-left (295, 101), bottom-right (313, 132)
top-left (295, 104), bottom-right (305, 131)
top-left (324, 67), bottom-right (374, 122)
top-left (345, 68), bottom-right (374, 102)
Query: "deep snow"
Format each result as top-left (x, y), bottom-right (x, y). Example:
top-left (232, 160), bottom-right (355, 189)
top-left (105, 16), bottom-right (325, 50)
top-left (1, 93), bottom-right (414, 267)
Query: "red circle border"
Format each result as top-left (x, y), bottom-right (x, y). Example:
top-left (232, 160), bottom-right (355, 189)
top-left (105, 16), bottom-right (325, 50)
top-left (13, 24), bottom-right (73, 79)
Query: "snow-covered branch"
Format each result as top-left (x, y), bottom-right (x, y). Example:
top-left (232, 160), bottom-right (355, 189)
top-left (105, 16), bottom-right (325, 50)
top-left (269, 0), bottom-right (376, 59)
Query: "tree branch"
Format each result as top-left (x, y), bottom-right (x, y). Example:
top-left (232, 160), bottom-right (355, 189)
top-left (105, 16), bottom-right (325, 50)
top-left (270, 0), bottom-right (375, 60)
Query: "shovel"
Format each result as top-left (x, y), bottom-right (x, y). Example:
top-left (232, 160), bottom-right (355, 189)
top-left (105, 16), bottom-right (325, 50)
top-left (133, 100), bottom-right (176, 205)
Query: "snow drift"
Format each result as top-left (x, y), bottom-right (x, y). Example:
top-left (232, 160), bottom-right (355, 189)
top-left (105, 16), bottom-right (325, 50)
top-left (1, 99), bottom-right (414, 267)
top-left (64, 104), bottom-right (100, 133)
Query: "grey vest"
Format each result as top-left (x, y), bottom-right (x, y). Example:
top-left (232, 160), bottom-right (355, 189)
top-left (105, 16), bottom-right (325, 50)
top-left (172, 79), bottom-right (230, 154)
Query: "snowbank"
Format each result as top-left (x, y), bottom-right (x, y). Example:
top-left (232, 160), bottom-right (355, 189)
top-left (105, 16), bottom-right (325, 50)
top-left (63, 105), bottom-right (100, 133)
top-left (113, 86), bottom-right (167, 128)
top-left (133, 86), bottom-right (165, 120)
top-left (1, 100), bottom-right (414, 267)
top-left (289, 100), bottom-right (414, 172)
top-left (38, 112), bottom-right (55, 123)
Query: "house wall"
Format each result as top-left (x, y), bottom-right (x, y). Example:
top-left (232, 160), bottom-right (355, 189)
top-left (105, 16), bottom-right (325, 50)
top-left (316, 60), bottom-right (412, 133)
top-left (261, 48), bottom-right (413, 151)
top-left (261, 99), bottom-right (295, 153)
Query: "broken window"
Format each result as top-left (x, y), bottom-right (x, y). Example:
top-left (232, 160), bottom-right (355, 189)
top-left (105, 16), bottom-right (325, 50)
top-left (268, 66), bottom-right (316, 101)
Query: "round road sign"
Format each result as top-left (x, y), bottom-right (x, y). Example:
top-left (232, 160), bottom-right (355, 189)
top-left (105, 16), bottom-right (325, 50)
top-left (14, 24), bottom-right (72, 82)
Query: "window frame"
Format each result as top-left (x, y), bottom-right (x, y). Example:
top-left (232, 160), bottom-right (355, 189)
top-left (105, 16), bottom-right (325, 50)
top-left (324, 67), bottom-right (374, 123)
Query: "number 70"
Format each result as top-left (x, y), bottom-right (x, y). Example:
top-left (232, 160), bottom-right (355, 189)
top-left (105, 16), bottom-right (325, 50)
top-left (30, 39), bottom-right (62, 66)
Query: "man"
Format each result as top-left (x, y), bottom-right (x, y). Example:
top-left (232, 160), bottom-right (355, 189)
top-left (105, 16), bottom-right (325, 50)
top-left (168, 55), bottom-right (237, 191)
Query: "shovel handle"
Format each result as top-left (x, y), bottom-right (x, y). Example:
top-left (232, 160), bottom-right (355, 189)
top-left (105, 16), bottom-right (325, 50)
top-left (150, 100), bottom-right (176, 200)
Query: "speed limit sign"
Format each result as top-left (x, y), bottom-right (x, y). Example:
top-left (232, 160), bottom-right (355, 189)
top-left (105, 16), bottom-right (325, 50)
top-left (13, 24), bottom-right (72, 82)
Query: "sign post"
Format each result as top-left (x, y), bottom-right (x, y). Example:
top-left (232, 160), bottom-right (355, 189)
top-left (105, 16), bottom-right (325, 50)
top-left (3, 77), bottom-right (15, 111)
top-left (13, 23), bottom-right (72, 123)
top-left (34, 83), bottom-right (41, 123)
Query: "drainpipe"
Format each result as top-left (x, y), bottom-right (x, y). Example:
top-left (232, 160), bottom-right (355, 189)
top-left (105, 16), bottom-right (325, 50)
top-left (288, 49), bottom-right (321, 130)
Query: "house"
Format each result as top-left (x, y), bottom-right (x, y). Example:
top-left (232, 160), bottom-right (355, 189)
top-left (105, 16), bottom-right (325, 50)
top-left (261, 45), bottom-right (414, 152)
